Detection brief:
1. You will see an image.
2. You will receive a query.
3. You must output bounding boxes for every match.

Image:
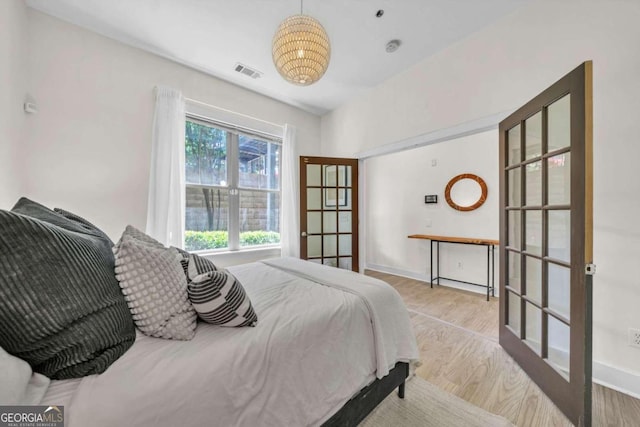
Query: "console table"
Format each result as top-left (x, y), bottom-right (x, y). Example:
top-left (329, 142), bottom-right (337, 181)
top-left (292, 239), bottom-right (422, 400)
top-left (408, 234), bottom-right (499, 301)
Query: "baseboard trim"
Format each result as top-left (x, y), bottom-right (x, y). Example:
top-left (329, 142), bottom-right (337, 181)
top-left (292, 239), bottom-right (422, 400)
top-left (593, 362), bottom-right (640, 399)
top-left (366, 264), bottom-right (426, 282)
top-left (366, 263), bottom-right (495, 296)
top-left (366, 263), bottom-right (640, 400)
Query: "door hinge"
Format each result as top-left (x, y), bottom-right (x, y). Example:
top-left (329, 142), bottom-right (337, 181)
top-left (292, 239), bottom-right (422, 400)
top-left (585, 263), bottom-right (596, 275)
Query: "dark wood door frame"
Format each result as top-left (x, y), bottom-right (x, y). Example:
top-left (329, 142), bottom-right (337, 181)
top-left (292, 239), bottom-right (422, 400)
top-left (499, 61), bottom-right (593, 426)
top-left (300, 156), bottom-right (359, 272)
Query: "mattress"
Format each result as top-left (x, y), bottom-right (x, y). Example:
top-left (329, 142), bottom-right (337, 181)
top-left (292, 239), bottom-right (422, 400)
top-left (40, 259), bottom-right (418, 427)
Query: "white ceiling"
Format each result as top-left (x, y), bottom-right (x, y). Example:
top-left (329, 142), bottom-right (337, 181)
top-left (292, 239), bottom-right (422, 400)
top-left (26, 0), bottom-right (529, 115)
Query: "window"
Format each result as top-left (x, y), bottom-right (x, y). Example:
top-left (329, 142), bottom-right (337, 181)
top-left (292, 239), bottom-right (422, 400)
top-left (184, 117), bottom-right (281, 251)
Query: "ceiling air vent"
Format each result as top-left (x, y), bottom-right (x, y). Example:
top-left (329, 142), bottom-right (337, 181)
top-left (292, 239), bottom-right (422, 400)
top-left (234, 63), bottom-right (263, 79)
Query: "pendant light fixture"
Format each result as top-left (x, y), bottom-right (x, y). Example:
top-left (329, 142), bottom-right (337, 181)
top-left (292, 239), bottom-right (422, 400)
top-left (272, 0), bottom-right (331, 86)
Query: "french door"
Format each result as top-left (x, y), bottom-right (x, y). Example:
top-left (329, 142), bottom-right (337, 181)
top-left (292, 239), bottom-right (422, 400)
top-left (299, 157), bottom-right (359, 272)
top-left (499, 62), bottom-right (593, 426)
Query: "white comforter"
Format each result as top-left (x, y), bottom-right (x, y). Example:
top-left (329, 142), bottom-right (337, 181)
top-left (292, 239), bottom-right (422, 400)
top-left (263, 257), bottom-right (419, 378)
top-left (42, 259), bottom-right (419, 427)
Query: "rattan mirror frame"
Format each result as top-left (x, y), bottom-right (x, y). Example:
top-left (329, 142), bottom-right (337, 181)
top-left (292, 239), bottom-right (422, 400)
top-left (445, 173), bottom-right (488, 211)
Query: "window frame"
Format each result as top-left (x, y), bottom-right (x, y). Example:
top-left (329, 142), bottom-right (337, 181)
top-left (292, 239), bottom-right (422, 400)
top-left (185, 114), bottom-right (282, 253)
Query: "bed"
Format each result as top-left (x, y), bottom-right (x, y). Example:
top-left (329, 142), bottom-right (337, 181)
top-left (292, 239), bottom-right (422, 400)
top-left (38, 257), bottom-right (419, 426)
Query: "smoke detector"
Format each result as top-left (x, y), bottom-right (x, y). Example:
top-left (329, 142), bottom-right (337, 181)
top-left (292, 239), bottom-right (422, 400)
top-left (385, 40), bottom-right (401, 53)
top-left (234, 63), bottom-right (263, 79)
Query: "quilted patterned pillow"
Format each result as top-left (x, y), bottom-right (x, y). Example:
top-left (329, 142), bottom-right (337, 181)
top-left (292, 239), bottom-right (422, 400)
top-left (117, 225), bottom-right (163, 247)
top-left (187, 270), bottom-right (258, 327)
top-left (174, 247), bottom-right (190, 276)
top-left (113, 227), bottom-right (197, 340)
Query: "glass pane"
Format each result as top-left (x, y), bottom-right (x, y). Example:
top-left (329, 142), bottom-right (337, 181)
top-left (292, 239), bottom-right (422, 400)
top-left (338, 212), bottom-right (352, 233)
top-left (323, 258), bottom-right (338, 268)
top-left (507, 124), bottom-right (521, 166)
top-left (525, 210), bottom-right (542, 255)
top-left (525, 256), bottom-right (542, 304)
top-left (238, 135), bottom-right (280, 190)
top-left (323, 165), bottom-right (337, 186)
top-left (507, 251), bottom-right (521, 292)
top-left (338, 189), bottom-right (352, 211)
top-left (508, 292), bottom-right (521, 336)
top-left (307, 212), bottom-right (321, 234)
top-left (323, 235), bottom-right (337, 257)
top-left (185, 186), bottom-right (229, 251)
top-left (508, 168), bottom-right (521, 207)
top-left (525, 111), bottom-right (542, 160)
top-left (548, 152), bottom-right (571, 205)
top-left (307, 235), bottom-right (321, 257)
top-left (307, 188), bottom-right (321, 210)
top-left (525, 161), bottom-right (542, 206)
top-left (185, 121), bottom-right (228, 186)
top-left (525, 303), bottom-right (542, 354)
top-left (547, 316), bottom-right (570, 379)
top-left (339, 257), bottom-right (352, 270)
top-left (307, 164), bottom-right (321, 186)
top-left (508, 210), bottom-right (521, 249)
top-left (309, 258), bottom-right (322, 264)
top-left (339, 234), bottom-right (352, 256)
top-left (323, 211), bottom-right (337, 233)
top-left (338, 165), bottom-right (352, 187)
top-left (239, 191), bottom-right (280, 247)
top-left (323, 189), bottom-right (339, 209)
top-left (548, 210), bottom-right (571, 263)
top-left (548, 262), bottom-right (571, 320)
top-left (548, 94), bottom-right (571, 152)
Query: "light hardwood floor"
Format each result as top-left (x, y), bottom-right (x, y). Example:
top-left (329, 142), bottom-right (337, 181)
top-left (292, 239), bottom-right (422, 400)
top-left (366, 270), bottom-right (640, 427)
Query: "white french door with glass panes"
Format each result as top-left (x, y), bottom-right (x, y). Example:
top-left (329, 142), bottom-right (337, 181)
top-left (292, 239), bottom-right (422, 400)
top-left (184, 117), bottom-right (281, 252)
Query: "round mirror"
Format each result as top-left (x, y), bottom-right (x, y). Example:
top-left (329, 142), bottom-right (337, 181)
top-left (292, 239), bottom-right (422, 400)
top-left (445, 174), bottom-right (488, 211)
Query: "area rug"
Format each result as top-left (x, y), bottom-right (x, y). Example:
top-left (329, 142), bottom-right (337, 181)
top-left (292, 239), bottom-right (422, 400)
top-left (361, 377), bottom-right (514, 427)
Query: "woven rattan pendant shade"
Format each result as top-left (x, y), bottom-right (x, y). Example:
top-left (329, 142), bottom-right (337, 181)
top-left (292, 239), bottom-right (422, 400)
top-left (272, 14), bottom-right (331, 86)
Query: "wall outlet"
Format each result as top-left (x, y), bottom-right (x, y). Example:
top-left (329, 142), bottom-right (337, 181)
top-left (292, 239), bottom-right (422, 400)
top-left (457, 261), bottom-right (463, 269)
top-left (431, 159), bottom-right (437, 167)
top-left (425, 219), bottom-right (432, 228)
top-left (628, 328), bottom-right (640, 348)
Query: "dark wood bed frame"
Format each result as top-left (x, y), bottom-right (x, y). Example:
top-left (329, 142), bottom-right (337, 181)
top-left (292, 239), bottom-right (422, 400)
top-left (322, 362), bottom-right (409, 426)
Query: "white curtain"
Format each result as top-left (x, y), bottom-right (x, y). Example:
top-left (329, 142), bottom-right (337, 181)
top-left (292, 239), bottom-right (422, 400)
top-left (280, 124), bottom-right (299, 258)
top-left (146, 86), bottom-right (186, 248)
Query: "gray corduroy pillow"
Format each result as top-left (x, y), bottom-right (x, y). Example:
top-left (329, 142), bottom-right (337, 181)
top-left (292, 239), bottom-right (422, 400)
top-left (0, 198), bottom-right (136, 379)
top-left (113, 226), bottom-right (197, 340)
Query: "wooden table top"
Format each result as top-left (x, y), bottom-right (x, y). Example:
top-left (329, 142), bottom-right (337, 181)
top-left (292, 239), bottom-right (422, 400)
top-left (408, 234), bottom-right (500, 246)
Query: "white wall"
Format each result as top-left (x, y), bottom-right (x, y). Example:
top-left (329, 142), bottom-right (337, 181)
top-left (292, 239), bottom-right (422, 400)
top-left (366, 130), bottom-right (499, 294)
top-left (22, 9), bottom-right (321, 241)
top-left (0, 0), bottom-right (28, 208)
top-left (321, 1), bottom-right (640, 394)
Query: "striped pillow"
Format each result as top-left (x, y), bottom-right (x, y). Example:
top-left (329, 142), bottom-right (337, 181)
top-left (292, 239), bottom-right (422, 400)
top-left (172, 250), bottom-right (218, 279)
top-left (187, 253), bottom-right (218, 278)
top-left (187, 270), bottom-right (257, 327)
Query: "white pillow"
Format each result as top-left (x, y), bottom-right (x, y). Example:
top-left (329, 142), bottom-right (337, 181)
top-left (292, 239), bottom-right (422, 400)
top-left (113, 228), bottom-right (197, 340)
top-left (0, 346), bottom-right (50, 404)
